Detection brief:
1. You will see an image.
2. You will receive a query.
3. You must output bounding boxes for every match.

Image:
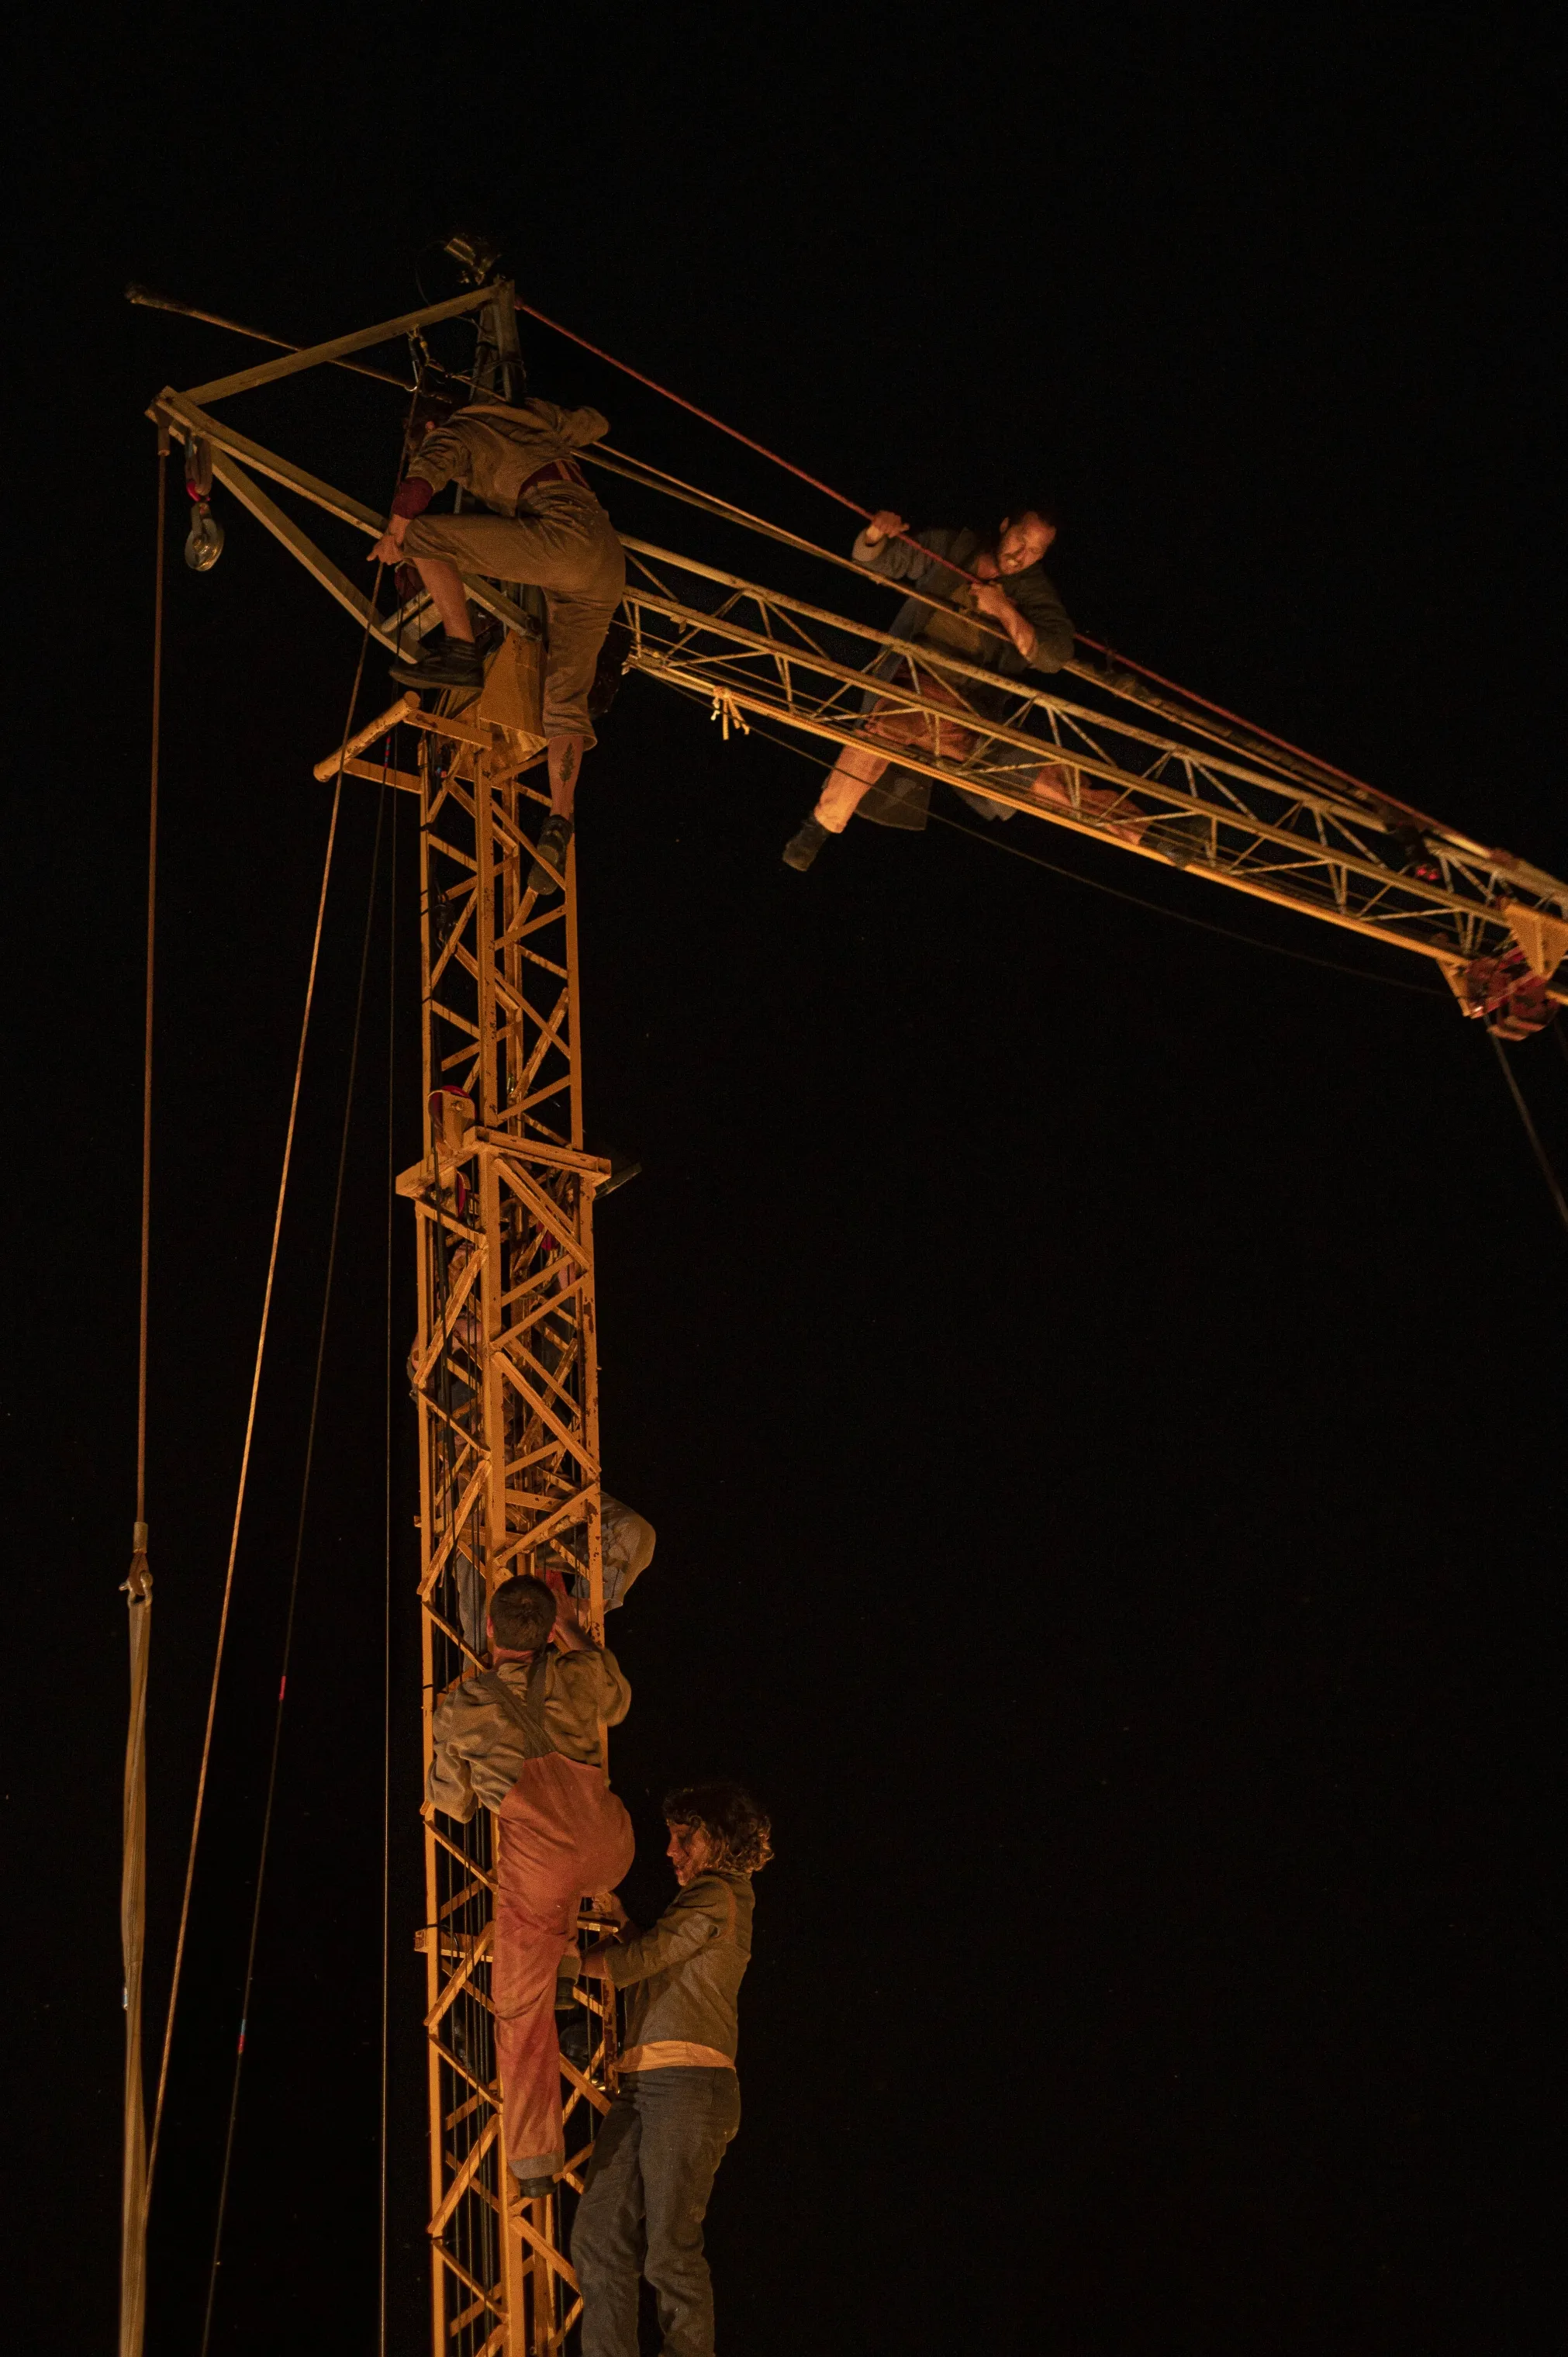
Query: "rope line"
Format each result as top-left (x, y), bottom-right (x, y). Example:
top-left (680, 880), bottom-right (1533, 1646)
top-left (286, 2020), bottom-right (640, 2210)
top-left (134, 448), bottom-right (167, 1540)
top-left (198, 760), bottom-right (392, 2355)
top-left (927, 807), bottom-right (1446, 995)
top-left (588, 441), bottom-right (890, 597)
top-left (516, 297), bottom-right (1385, 798)
top-left (592, 439), bottom-right (1465, 848)
top-left (119, 427), bottom-right (168, 2357)
top-left (378, 792), bottom-right (397, 2357)
top-left (724, 697), bottom-right (1442, 997)
top-left (515, 297), bottom-right (883, 530)
top-left (147, 781), bottom-right (344, 2200)
top-left (1488, 1031), bottom-right (1568, 1239)
top-left (147, 584), bottom-right (384, 2209)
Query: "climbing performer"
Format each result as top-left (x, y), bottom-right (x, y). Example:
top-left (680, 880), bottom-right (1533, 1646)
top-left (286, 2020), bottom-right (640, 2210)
top-left (367, 390), bottom-right (627, 893)
top-left (427, 1572), bottom-right (634, 2196)
top-left (782, 506), bottom-right (1075, 868)
top-left (572, 1782), bottom-right (773, 2357)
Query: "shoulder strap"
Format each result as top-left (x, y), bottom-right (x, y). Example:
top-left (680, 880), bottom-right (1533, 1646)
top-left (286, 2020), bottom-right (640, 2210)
top-left (480, 1657), bottom-right (553, 1760)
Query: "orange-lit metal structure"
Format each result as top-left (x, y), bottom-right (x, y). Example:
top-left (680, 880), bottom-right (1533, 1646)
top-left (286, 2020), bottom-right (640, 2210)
top-left (393, 682), bottom-right (616, 2357)
top-left (147, 274), bottom-right (624, 2357)
top-left (133, 262), bottom-right (1568, 2357)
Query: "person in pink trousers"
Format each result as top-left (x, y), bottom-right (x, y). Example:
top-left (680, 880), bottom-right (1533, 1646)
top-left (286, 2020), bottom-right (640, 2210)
top-left (428, 1571), bottom-right (634, 2193)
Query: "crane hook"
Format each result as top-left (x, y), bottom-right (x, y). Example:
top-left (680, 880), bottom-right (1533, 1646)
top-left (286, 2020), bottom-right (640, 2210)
top-left (183, 437), bottom-right (224, 572)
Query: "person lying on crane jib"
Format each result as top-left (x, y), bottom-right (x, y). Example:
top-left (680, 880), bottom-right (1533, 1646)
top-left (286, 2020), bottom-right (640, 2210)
top-left (782, 506), bottom-right (1076, 869)
top-left (367, 389), bottom-right (627, 894)
top-left (427, 1573), bottom-right (635, 2197)
top-left (573, 1783), bottom-right (772, 2357)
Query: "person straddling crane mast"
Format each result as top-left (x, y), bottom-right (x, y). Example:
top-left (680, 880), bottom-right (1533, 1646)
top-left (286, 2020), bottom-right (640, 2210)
top-left (572, 1782), bottom-right (772, 2357)
top-left (368, 388), bottom-right (627, 893)
top-left (782, 505), bottom-right (1075, 869)
top-left (427, 1572), bottom-right (634, 2198)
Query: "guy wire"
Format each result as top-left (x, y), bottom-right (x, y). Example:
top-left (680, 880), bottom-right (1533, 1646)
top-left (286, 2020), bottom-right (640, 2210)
top-left (147, 579), bottom-right (385, 2211)
top-left (379, 786), bottom-right (397, 2357)
top-left (717, 696), bottom-right (1443, 997)
top-left (134, 437), bottom-right (167, 1539)
top-left (119, 418), bottom-right (168, 2357)
top-left (516, 294), bottom-right (1390, 800)
top-left (1488, 1029), bottom-right (1568, 1241)
top-left (198, 748), bottom-right (393, 2356)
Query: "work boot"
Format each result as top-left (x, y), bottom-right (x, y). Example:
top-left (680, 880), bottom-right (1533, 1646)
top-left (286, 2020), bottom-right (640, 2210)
top-left (556, 2010), bottom-right (592, 2069)
top-left (389, 638), bottom-right (485, 692)
top-left (782, 814), bottom-right (831, 872)
top-left (527, 814), bottom-right (574, 895)
top-left (597, 1146), bottom-right (643, 1198)
top-left (513, 2172), bottom-right (556, 2200)
top-left (1144, 812), bottom-right (1211, 869)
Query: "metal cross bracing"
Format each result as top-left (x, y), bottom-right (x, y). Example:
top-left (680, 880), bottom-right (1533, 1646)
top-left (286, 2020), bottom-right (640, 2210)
top-left (392, 689), bottom-right (619, 2357)
top-left (136, 268), bottom-right (1568, 2357)
top-left (148, 333), bottom-right (1568, 1021)
top-left (147, 278), bottom-right (624, 2357)
top-left (609, 535), bottom-right (1568, 1020)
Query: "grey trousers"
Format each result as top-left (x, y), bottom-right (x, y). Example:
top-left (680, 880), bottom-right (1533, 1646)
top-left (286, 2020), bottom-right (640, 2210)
top-left (402, 486), bottom-right (625, 742)
top-left (572, 2068), bottom-right (741, 2357)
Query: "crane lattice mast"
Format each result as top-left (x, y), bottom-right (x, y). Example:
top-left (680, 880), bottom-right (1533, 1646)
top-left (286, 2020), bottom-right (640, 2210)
top-left (396, 684), bottom-right (614, 2357)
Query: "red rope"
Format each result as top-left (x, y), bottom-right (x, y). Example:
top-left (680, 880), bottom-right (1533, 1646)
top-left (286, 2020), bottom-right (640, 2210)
top-left (515, 299), bottom-right (877, 530)
top-left (514, 296), bottom-right (1383, 800)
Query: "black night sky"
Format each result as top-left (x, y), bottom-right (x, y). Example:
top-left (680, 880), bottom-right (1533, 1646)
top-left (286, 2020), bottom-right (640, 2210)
top-left (8, 10), bottom-right (1566, 2354)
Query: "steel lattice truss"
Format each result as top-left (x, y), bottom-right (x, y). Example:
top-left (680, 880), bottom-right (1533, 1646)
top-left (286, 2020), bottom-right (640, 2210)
top-left (150, 278), bottom-right (627, 2357)
top-left (147, 286), bottom-right (1568, 1018)
top-left (612, 536), bottom-right (1568, 1005)
top-left (141, 273), bottom-right (1568, 2357)
top-left (395, 699), bottom-right (617, 2357)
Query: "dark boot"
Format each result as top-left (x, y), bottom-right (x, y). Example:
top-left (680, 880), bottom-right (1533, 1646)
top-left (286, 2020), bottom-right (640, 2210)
top-left (556, 2009), bottom-right (592, 2069)
top-left (1144, 812), bottom-right (1211, 868)
top-left (389, 638), bottom-right (485, 692)
top-left (596, 1146), bottom-right (643, 1198)
top-left (513, 2172), bottom-right (556, 2200)
top-left (782, 814), bottom-right (831, 872)
top-left (527, 813), bottom-right (575, 895)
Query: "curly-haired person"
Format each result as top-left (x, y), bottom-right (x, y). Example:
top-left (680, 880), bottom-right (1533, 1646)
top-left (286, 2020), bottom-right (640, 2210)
top-left (572, 1782), bottom-right (773, 2357)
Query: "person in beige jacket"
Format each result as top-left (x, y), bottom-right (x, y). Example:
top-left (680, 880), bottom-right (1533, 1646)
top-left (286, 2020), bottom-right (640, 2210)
top-left (368, 392), bottom-right (626, 892)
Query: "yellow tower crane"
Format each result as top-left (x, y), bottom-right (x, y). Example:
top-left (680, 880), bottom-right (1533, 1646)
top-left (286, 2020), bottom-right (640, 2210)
top-left (122, 260), bottom-right (1568, 2357)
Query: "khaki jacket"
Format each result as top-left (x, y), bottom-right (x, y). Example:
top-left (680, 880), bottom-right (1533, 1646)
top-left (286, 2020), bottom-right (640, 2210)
top-left (427, 1644), bottom-right (630, 1820)
top-left (606, 1870), bottom-right (755, 2063)
top-left (409, 399), bottom-right (611, 517)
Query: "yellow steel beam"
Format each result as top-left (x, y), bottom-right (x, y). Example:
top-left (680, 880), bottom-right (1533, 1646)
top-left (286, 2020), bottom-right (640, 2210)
top-left (181, 286), bottom-right (494, 405)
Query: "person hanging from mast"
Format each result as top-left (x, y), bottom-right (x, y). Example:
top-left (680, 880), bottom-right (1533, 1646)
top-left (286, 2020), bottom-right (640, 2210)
top-left (427, 1572), bottom-right (634, 2199)
top-left (572, 1782), bottom-right (772, 2357)
top-left (367, 388), bottom-right (627, 893)
top-left (781, 505), bottom-right (1075, 869)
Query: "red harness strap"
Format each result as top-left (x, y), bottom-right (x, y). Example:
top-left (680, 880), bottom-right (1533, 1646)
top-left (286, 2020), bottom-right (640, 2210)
top-left (518, 457), bottom-right (589, 499)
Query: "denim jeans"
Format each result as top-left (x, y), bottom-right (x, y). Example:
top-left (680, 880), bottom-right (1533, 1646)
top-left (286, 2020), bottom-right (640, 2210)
top-left (572, 2068), bottom-right (741, 2357)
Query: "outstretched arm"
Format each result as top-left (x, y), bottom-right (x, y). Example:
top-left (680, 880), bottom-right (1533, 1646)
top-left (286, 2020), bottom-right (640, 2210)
top-left (550, 1581), bottom-right (592, 1654)
top-left (852, 510), bottom-right (931, 582)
